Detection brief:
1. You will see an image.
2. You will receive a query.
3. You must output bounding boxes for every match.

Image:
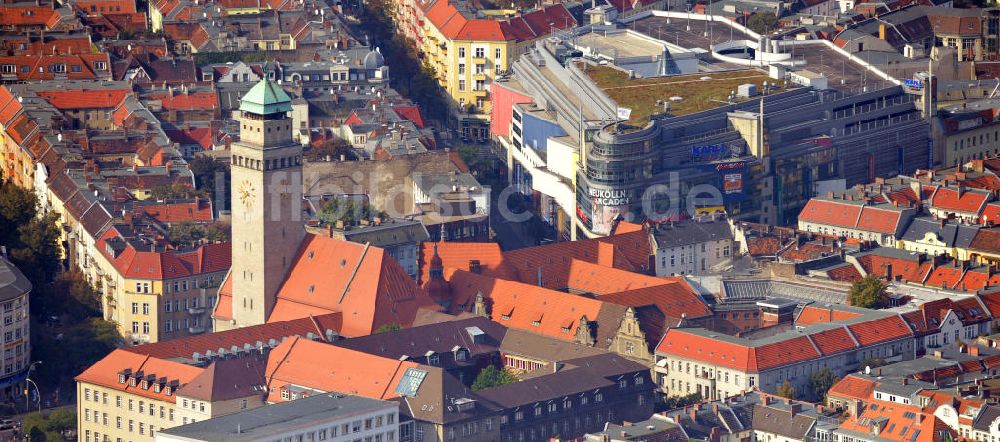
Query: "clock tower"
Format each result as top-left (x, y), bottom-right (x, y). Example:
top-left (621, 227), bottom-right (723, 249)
top-left (220, 79), bottom-right (304, 331)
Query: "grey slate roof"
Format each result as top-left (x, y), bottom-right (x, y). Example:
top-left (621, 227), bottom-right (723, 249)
top-left (0, 256), bottom-right (30, 302)
top-left (159, 392), bottom-right (396, 441)
top-left (651, 220), bottom-right (732, 249)
top-left (900, 217), bottom-right (980, 249)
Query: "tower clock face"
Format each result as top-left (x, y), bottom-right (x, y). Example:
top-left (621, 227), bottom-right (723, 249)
top-left (239, 179), bottom-right (256, 209)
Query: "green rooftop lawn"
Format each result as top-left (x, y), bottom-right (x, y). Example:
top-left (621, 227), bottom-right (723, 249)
top-left (584, 65), bottom-right (775, 125)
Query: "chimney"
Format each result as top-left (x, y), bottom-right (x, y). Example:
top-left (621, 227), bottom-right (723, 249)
top-left (902, 377), bottom-right (909, 385)
top-left (537, 266), bottom-right (543, 287)
top-left (971, 345), bottom-right (980, 356)
top-left (689, 408), bottom-right (697, 421)
top-left (789, 403), bottom-right (802, 417)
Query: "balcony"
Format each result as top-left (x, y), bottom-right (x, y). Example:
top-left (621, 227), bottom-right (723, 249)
top-left (471, 88), bottom-right (489, 97)
top-left (473, 72), bottom-right (489, 81)
top-left (188, 326), bottom-right (206, 334)
top-left (472, 56), bottom-right (487, 64)
top-left (188, 306), bottom-right (206, 315)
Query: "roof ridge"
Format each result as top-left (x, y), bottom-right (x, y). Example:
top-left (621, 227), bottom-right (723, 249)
top-left (338, 242), bottom-right (370, 304)
top-left (264, 335), bottom-right (300, 394)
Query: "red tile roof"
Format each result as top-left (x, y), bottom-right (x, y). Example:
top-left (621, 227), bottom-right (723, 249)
top-left (795, 305), bottom-right (864, 325)
top-left (798, 199), bottom-right (862, 229)
top-left (268, 235), bottom-right (438, 336)
top-left (36, 88), bottom-right (130, 110)
top-left (855, 253), bottom-right (933, 283)
top-left (140, 199), bottom-right (213, 223)
top-left (982, 203), bottom-right (1000, 224)
top-left (826, 263), bottom-right (863, 282)
top-left (393, 105), bottom-right (426, 129)
top-left (0, 54), bottom-right (111, 81)
top-left (424, 1), bottom-right (574, 42)
top-left (970, 228), bottom-right (1000, 255)
top-left (97, 228), bottom-right (231, 280)
top-left (0, 87), bottom-right (22, 126)
top-left (75, 349), bottom-right (203, 404)
top-left (597, 278), bottom-right (712, 321)
top-left (265, 336), bottom-right (418, 402)
top-left (846, 315), bottom-right (911, 346)
top-left (926, 185), bottom-right (992, 214)
top-left (808, 326), bottom-right (858, 355)
top-left (826, 374), bottom-right (876, 402)
top-left (125, 313), bottom-right (342, 360)
top-left (164, 127), bottom-right (214, 151)
top-left (418, 241), bottom-right (514, 284)
top-left (856, 207), bottom-right (903, 235)
top-left (923, 264), bottom-right (966, 291)
top-left (147, 91), bottom-right (218, 111)
top-left (0, 6), bottom-right (62, 28)
top-left (443, 268), bottom-right (611, 343)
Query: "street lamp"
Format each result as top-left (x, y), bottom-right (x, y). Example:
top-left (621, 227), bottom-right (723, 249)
top-left (25, 361), bottom-right (41, 414)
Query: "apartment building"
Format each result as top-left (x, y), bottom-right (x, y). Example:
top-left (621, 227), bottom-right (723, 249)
top-left (93, 225), bottom-right (230, 345)
top-left (655, 305), bottom-right (917, 401)
top-left (156, 393), bottom-right (399, 442)
top-left (76, 314), bottom-right (342, 442)
top-left (0, 256), bottom-right (31, 402)
top-left (396, 0), bottom-right (575, 140)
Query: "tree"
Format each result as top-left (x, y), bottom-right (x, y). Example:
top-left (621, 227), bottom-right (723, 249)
top-left (188, 155), bottom-right (229, 210)
top-left (808, 368), bottom-right (838, 402)
top-left (849, 275), bottom-right (890, 309)
top-left (776, 380), bottom-right (796, 399)
top-left (22, 409), bottom-right (73, 442)
top-left (149, 183), bottom-right (199, 200)
top-left (861, 357), bottom-right (886, 371)
top-left (471, 366), bottom-right (517, 391)
top-left (168, 221), bottom-right (230, 247)
top-left (375, 323), bottom-right (401, 334)
top-left (746, 13), bottom-right (778, 35)
top-left (657, 392), bottom-right (702, 412)
top-left (317, 198), bottom-right (385, 227)
top-left (305, 138), bottom-right (354, 162)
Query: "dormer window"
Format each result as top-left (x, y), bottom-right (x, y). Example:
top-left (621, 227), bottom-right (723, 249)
top-left (141, 380), bottom-right (149, 390)
top-left (428, 354), bottom-right (440, 365)
top-left (153, 383), bottom-right (162, 393)
top-left (455, 349), bottom-right (467, 361)
top-left (118, 374), bottom-right (127, 384)
top-left (164, 386), bottom-right (173, 396)
top-left (129, 377), bottom-right (137, 387)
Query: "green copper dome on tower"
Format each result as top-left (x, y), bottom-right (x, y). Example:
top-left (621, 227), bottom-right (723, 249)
top-left (239, 79), bottom-right (292, 115)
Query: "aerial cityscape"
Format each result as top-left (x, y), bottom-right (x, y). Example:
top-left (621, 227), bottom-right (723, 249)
top-left (8, 0), bottom-right (1000, 439)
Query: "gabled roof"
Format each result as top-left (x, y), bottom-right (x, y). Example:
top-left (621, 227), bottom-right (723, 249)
top-left (826, 373), bottom-right (877, 402)
top-left (443, 268), bottom-right (623, 345)
top-left (926, 184), bottom-right (992, 215)
top-left (269, 234), bottom-right (438, 336)
top-left (175, 356), bottom-right (266, 402)
top-left (265, 336), bottom-right (419, 402)
top-left (75, 349), bottom-right (203, 404)
top-left (97, 227), bottom-right (232, 279)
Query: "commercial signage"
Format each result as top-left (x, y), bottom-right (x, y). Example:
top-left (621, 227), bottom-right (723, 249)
top-left (589, 188), bottom-right (631, 206)
top-left (903, 79), bottom-right (923, 89)
top-left (723, 173), bottom-right (743, 194)
top-left (691, 144), bottom-right (728, 161)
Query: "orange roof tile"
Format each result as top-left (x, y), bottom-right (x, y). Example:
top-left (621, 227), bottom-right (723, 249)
top-left (826, 264), bottom-right (863, 282)
top-left (808, 326), bottom-right (858, 355)
top-left (855, 207), bottom-right (903, 235)
top-left (75, 349), bottom-right (203, 403)
top-left (927, 185), bottom-right (991, 214)
top-left (265, 336), bottom-right (418, 402)
top-left (269, 235), bottom-right (437, 336)
top-left (798, 199), bottom-right (862, 230)
top-left (923, 264), bottom-right (965, 291)
top-left (213, 272), bottom-right (233, 321)
top-left (846, 315), bottom-right (911, 346)
top-left (444, 268), bottom-right (611, 342)
top-left (0, 86), bottom-right (23, 125)
top-left (418, 241), bottom-right (514, 284)
top-left (97, 228), bottom-right (231, 280)
top-left (826, 374), bottom-right (876, 402)
top-left (796, 305), bottom-right (864, 325)
top-left (140, 199), bottom-right (213, 223)
top-left (147, 91), bottom-right (218, 111)
top-left (597, 277), bottom-right (712, 320)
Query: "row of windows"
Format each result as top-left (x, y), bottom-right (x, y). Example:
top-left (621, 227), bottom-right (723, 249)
top-left (267, 414), bottom-right (397, 442)
top-left (0, 61), bottom-right (107, 74)
top-left (456, 47), bottom-right (501, 59)
top-left (81, 391), bottom-right (176, 420)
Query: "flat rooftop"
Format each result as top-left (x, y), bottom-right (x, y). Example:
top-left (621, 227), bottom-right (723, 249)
top-left (158, 393), bottom-right (396, 442)
top-left (584, 65), bottom-right (772, 124)
top-left (632, 15), bottom-right (754, 53)
top-left (631, 15), bottom-right (887, 90)
top-left (574, 31), bottom-right (665, 58)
